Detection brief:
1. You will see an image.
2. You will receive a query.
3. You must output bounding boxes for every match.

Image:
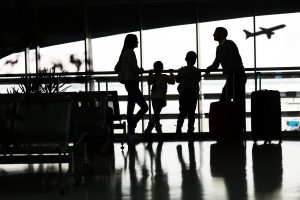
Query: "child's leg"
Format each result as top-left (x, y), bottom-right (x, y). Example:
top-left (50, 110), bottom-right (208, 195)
top-left (152, 99), bottom-right (165, 133)
top-left (187, 93), bottom-right (198, 133)
top-left (152, 99), bottom-right (165, 125)
top-left (177, 93), bottom-right (188, 133)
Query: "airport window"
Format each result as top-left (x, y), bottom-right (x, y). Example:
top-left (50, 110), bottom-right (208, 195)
top-left (38, 41), bottom-right (86, 92)
top-left (40, 41), bottom-right (85, 73)
top-left (256, 12), bottom-right (300, 68)
top-left (0, 52), bottom-right (25, 74)
top-left (0, 52), bottom-right (25, 93)
top-left (92, 32), bottom-right (141, 72)
top-left (143, 24), bottom-right (197, 70)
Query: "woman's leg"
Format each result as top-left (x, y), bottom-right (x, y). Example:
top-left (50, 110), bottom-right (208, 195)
top-left (125, 81), bottom-right (148, 133)
top-left (125, 81), bottom-right (137, 134)
top-left (132, 84), bottom-right (149, 127)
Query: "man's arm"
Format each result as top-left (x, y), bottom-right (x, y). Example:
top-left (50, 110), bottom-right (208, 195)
top-left (206, 49), bottom-right (220, 74)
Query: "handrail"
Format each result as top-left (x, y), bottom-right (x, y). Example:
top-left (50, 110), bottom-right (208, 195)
top-left (1, 66), bottom-right (300, 78)
top-left (1, 66), bottom-right (300, 132)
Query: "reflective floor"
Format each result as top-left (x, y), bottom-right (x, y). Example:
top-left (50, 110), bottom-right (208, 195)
top-left (1, 141), bottom-right (300, 200)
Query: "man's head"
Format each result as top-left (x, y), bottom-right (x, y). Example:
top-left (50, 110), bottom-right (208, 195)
top-left (213, 27), bottom-right (228, 41)
top-left (153, 61), bottom-right (163, 73)
top-left (185, 51), bottom-right (197, 66)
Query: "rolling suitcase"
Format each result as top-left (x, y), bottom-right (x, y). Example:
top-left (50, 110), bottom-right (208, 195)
top-left (209, 101), bottom-right (243, 141)
top-left (209, 74), bottom-right (244, 141)
top-left (251, 73), bottom-right (282, 143)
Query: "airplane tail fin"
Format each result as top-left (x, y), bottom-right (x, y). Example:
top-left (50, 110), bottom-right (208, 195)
top-left (243, 30), bottom-right (252, 39)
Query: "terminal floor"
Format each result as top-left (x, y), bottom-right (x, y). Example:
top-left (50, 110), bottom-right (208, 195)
top-left (0, 141), bottom-right (299, 200)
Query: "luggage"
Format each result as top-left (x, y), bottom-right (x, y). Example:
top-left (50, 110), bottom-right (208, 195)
top-left (251, 73), bottom-right (282, 143)
top-left (209, 74), bottom-right (244, 141)
top-left (209, 101), bottom-right (243, 141)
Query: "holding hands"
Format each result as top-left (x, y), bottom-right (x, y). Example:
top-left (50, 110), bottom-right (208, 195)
top-left (205, 68), bottom-right (211, 76)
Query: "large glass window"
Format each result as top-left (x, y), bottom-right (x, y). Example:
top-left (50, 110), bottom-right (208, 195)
top-left (256, 12), bottom-right (300, 68)
top-left (92, 32), bottom-right (141, 72)
top-left (0, 52), bottom-right (25, 74)
top-left (40, 41), bottom-right (85, 73)
top-left (143, 24), bottom-right (197, 70)
top-left (0, 52), bottom-right (25, 93)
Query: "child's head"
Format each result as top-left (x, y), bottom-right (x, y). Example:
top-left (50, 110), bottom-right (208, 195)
top-left (185, 51), bottom-right (197, 66)
top-left (153, 61), bottom-right (163, 73)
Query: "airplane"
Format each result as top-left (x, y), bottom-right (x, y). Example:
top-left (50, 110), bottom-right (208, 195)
top-left (243, 24), bottom-right (286, 39)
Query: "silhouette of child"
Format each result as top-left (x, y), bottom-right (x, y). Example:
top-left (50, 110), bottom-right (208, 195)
top-left (145, 61), bottom-right (175, 134)
top-left (176, 51), bottom-right (201, 134)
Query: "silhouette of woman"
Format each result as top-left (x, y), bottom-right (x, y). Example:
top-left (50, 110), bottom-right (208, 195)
top-left (117, 34), bottom-right (148, 135)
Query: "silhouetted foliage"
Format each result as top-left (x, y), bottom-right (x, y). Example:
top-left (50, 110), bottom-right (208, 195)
top-left (8, 68), bottom-right (71, 94)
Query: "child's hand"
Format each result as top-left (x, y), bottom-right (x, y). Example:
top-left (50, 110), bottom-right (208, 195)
top-left (169, 69), bottom-right (174, 74)
top-left (205, 68), bottom-right (210, 76)
top-left (139, 67), bottom-right (144, 74)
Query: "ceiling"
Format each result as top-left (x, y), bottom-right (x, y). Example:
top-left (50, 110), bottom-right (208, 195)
top-left (0, 0), bottom-right (299, 58)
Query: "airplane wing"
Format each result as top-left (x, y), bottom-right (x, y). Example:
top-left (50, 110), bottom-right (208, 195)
top-left (266, 32), bottom-right (274, 39)
top-left (259, 27), bottom-right (274, 39)
top-left (259, 27), bottom-right (267, 31)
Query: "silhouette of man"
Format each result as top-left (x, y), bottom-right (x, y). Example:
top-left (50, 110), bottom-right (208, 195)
top-left (205, 27), bottom-right (247, 131)
top-left (176, 51), bottom-right (201, 134)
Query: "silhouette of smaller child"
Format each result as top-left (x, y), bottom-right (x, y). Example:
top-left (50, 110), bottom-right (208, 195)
top-left (145, 61), bottom-right (175, 134)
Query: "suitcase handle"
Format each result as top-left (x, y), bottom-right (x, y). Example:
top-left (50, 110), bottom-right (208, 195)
top-left (255, 72), bottom-right (262, 91)
top-left (226, 72), bottom-right (235, 101)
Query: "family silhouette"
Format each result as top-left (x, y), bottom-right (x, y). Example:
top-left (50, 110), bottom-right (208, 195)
top-left (116, 27), bottom-right (246, 135)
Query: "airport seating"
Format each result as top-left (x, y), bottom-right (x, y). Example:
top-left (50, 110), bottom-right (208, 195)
top-left (0, 91), bottom-right (122, 165)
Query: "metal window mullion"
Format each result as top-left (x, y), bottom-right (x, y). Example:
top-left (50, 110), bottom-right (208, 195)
top-left (139, 3), bottom-right (145, 133)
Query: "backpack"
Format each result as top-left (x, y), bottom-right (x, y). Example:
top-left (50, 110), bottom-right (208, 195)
top-left (114, 60), bottom-right (121, 73)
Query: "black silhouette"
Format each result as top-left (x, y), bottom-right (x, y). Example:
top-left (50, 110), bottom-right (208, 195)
top-left (244, 24), bottom-right (286, 39)
top-left (145, 61), bottom-right (175, 134)
top-left (70, 54), bottom-right (82, 72)
top-left (251, 89), bottom-right (282, 143)
top-left (177, 142), bottom-right (203, 200)
top-left (146, 142), bottom-right (170, 200)
top-left (252, 143), bottom-right (283, 198)
top-left (5, 58), bottom-right (18, 67)
top-left (205, 27), bottom-right (247, 131)
top-left (210, 142), bottom-right (247, 200)
top-left (128, 143), bottom-right (148, 200)
top-left (117, 34), bottom-right (148, 135)
top-left (176, 51), bottom-right (201, 134)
